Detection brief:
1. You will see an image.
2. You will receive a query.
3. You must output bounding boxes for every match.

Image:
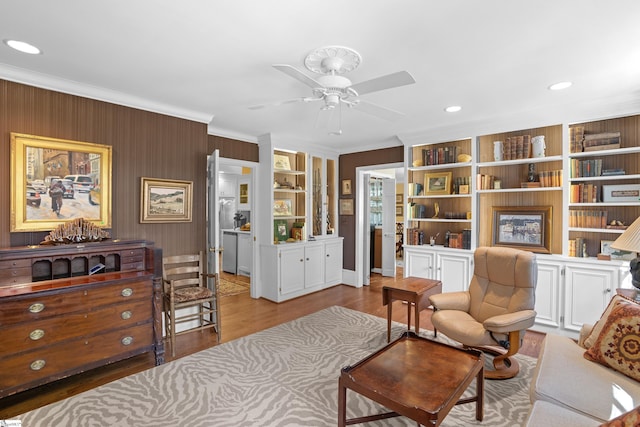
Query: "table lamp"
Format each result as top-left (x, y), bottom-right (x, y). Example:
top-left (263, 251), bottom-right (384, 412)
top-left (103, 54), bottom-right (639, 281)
top-left (611, 216), bottom-right (640, 291)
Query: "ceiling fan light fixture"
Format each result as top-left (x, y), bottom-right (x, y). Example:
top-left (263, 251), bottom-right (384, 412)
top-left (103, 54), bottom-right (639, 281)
top-left (445, 105), bottom-right (462, 113)
top-left (4, 39), bottom-right (41, 55)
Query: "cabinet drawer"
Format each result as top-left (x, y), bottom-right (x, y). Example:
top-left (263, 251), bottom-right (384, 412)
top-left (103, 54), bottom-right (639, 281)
top-left (0, 299), bottom-right (152, 358)
top-left (0, 259), bottom-right (31, 269)
top-left (0, 279), bottom-right (152, 325)
top-left (0, 267), bottom-right (32, 286)
top-left (121, 249), bottom-right (145, 264)
top-left (0, 322), bottom-right (153, 396)
top-left (121, 261), bottom-right (145, 271)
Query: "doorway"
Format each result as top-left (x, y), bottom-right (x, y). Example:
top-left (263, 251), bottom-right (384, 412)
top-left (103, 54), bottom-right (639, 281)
top-left (216, 158), bottom-right (258, 298)
top-left (355, 163), bottom-right (404, 287)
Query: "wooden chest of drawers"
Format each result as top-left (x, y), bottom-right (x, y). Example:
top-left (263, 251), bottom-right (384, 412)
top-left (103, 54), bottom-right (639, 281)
top-left (0, 241), bottom-right (164, 399)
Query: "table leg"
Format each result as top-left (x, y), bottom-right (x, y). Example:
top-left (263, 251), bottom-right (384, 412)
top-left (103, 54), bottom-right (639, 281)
top-left (338, 378), bottom-right (347, 427)
top-left (476, 365), bottom-right (484, 421)
top-left (406, 300), bottom-right (411, 332)
top-left (414, 300), bottom-right (420, 335)
top-left (387, 298), bottom-right (393, 342)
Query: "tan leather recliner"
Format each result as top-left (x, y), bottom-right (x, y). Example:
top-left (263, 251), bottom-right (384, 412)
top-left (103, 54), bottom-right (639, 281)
top-left (429, 246), bottom-right (537, 379)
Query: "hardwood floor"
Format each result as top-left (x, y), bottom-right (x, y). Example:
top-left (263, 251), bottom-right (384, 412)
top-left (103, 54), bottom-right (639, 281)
top-left (0, 270), bottom-right (545, 419)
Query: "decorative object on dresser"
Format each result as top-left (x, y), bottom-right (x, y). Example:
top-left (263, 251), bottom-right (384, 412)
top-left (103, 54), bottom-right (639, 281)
top-left (162, 252), bottom-right (220, 358)
top-left (40, 217), bottom-right (110, 245)
top-left (0, 240), bottom-right (163, 399)
top-left (610, 216), bottom-right (640, 292)
top-left (10, 133), bottom-right (112, 232)
top-left (140, 177), bottom-right (193, 223)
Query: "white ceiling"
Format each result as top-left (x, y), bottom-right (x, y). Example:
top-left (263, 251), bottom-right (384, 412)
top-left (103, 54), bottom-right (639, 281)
top-left (2, 1), bottom-right (640, 154)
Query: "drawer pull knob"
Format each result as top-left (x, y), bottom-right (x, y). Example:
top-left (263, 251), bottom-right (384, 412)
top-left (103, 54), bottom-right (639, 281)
top-left (29, 329), bottom-right (45, 340)
top-left (121, 336), bottom-right (133, 346)
top-left (29, 303), bottom-right (45, 313)
top-left (121, 310), bottom-right (132, 320)
top-left (30, 359), bottom-right (46, 371)
top-left (121, 288), bottom-right (133, 297)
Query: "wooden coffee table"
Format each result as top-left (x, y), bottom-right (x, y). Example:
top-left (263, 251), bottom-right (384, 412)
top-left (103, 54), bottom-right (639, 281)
top-left (338, 331), bottom-right (484, 427)
top-left (382, 279), bottom-right (442, 342)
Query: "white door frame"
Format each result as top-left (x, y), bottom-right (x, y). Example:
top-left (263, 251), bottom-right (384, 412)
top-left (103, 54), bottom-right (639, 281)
top-left (214, 156), bottom-right (260, 298)
top-left (355, 162), bottom-right (403, 287)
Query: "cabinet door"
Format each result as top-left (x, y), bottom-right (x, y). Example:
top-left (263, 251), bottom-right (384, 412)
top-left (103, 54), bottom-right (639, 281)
top-left (534, 259), bottom-right (562, 328)
top-left (237, 233), bottom-right (252, 277)
top-left (324, 240), bottom-right (343, 285)
top-left (304, 244), bottom-right (324, 288)
top-left (405, 249), bottom-right (435, 279)
top-left (564, 263), bottom-right (616, 332)
top-left (436, 252), bottom-right (472, 293)
top-left (279, 247), bottom-right (305, 296)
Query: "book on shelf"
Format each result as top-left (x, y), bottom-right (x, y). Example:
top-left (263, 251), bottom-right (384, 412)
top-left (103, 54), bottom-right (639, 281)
top-left (570, 183), bottom-right (600, 203)
top-left (601, 168), bottom-right (625, 176)
top-left (568, 237), bottom-right (587, 258)
top-left (569, 210), bottom-right (608, 228)
top-left (582, 131), bottom-right (621, 152)
top-left (569, 126), bottom-right (585, 153)
top-left (422, 145), bottom-right (458, 166)
top-left (521, 182), bottom-right (541, 188)
top-left (408, 182), bottom-right (424, 196)
top-left (570, 159), bottom-right (603, 178)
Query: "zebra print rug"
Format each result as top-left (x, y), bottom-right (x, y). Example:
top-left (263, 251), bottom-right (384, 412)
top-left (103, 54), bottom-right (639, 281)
top-left (18, 306), bottom-right (535, 426)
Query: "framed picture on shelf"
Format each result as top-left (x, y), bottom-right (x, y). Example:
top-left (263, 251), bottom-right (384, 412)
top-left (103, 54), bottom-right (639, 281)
top-left (601, 239), bottom-right (636, 260)
top-left (492, 206), bottom-right (552, 254)
top-left (274, 219), bottom-right (288, 241)
top-left (342, 179), bottom-right (352, 195)
top-left (141, 177), bottom-right (193, 223)
top-left (339, 199), bottom-right (354, 215)
top-left (273, 199), bottom-right (292, 216)
top-left (424, 172), bottom-right (452, 195)
top-left (273, 154), bottom-right (291, 171)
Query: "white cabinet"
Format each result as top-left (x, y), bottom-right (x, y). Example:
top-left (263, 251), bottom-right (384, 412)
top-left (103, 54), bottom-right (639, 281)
top-left (563, 260), bottom-right (616, 332)
top-left (324, 238), bottom-right (343, 285)
top-left (404, 246), bottom-right (472, 293)
top-left (219, 175), bottom-right (236, 198)
top-left (533, 257), bottom-right (562, 328)
top-left (260, 238), bottom-right (343, 302)
top-left (237, 232), bottom-right (252, 277)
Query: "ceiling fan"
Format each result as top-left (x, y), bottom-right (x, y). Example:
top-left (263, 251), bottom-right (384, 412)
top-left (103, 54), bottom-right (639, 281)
top-left (250, 46), bottom-right (416, 133)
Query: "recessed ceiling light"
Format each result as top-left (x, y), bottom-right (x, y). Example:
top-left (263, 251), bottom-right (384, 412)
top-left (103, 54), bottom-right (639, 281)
top-left (4, 39), bottom-right (41, 55)
top-left (548, 81), bottom-right (572, 91)
top-left (445, 105), bottom-right (462, 113)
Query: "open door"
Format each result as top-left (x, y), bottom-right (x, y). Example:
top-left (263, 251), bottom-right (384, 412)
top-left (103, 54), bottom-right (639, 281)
top-left (206, 149), bottom-right (220, 277)
top-left (381, 177), bottom-right (396, 277)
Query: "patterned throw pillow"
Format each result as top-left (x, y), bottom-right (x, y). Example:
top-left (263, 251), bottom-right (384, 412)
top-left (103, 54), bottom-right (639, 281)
top-left (584, 298), bottom-right (640, 382)
top-left (599, 405), bottom-right (640, 426)
top-left (584, 295), bottom-right (637, 349)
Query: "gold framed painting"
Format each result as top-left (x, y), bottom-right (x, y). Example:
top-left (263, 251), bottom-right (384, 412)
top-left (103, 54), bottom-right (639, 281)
top-left (10, 133), bottom-right (112, 232)
top-left (140, 177), bottom-right (193, 223)
top-left (339, 199), bottom-right (354, 215)
top-left (492, 206), bottom-right (552, 254)
top-left (424, 172), bottom-right (452, 195)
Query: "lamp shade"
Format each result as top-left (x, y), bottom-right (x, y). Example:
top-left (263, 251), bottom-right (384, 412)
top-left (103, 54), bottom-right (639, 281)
top-left (611, 216), bottom-right (640, 253)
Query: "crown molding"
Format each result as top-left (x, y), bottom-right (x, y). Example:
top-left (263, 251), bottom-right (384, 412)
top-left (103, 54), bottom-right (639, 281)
top-left (0, 63), bottom-right (213, 124)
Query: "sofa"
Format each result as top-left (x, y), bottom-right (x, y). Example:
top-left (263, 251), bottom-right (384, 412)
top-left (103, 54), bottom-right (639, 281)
top-left (526, 297), bottom-right (640, 426)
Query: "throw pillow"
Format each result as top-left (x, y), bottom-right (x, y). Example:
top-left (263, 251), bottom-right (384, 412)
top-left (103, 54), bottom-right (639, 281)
top-left (599, 405), bottom-right (640, 426)
top-left (584, 294), bottom-right (637, 349)
top-left (584, 298), bottom-right (640, 382)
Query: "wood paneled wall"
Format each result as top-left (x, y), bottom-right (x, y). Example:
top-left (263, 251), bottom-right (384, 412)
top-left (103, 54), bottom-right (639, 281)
top-left (208, 135), bottom-right (259, 162)
top-left (338, 146), bottom-right (404, 270)
top-left (1, 80), bottom-right (213, 256)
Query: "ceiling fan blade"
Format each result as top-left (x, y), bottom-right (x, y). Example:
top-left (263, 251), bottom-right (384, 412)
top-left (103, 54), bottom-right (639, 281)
top-left (273, 64), bottom-right (324, 89)
top-left (352, 100), bottom-right (405, 121)
top-left (349, 71), bottom-right (416, 96)
top-left (248, 98), bottom-right (306, 110)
